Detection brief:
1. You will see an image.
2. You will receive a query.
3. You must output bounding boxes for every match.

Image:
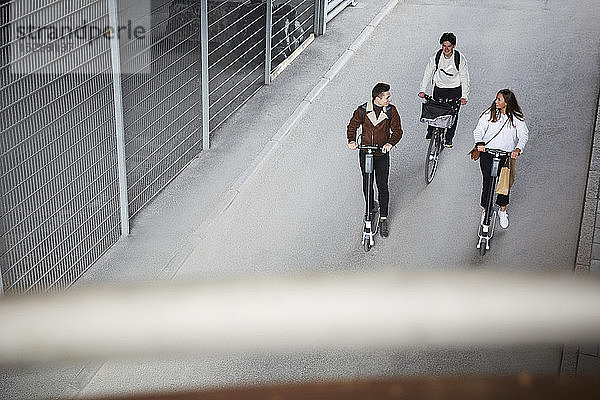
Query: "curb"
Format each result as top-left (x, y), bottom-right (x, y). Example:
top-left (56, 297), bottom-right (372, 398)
top-left (563, 87), bottom-right (600, 375)
top-left (575, 95), bottom-right (600, 274)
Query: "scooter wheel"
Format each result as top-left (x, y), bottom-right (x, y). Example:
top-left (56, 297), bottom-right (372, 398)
top-left (364, 238), bottom-right (371, 252)
top-left (479, 238), bottom-right (487, 256)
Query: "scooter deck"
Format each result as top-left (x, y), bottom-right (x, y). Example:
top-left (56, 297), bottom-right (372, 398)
top-left (362, 208), bottom-right (380, 246)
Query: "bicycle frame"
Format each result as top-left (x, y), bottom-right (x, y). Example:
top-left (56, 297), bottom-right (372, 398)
top-left (422, 94), bottom-right (460, 184)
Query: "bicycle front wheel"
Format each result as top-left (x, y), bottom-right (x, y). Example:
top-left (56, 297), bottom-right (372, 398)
top-left (425, 134), bottom-right (440, 183)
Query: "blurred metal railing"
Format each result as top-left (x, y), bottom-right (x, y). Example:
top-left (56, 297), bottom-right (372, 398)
top-left (1, 271), bottom-right (600, 364)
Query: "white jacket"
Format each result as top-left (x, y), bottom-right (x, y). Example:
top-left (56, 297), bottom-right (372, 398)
top-left (419, 50), bottom-right (470, 99)
top-left (473, 111), bottom-right (529, 153)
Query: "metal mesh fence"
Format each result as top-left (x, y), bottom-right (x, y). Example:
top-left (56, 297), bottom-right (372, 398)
top-left (0, 0), bottom-right (120, 294)
top-left (326, 0), bottom-right (353, 23)
top-left (208, 0), bottom-right (266, 133)
top-left (270, 0), bottom-right (314, 72)
top-left (121, 0), bottom-right (203, 217)
top-left (1, 0), bottom-right (318, 294)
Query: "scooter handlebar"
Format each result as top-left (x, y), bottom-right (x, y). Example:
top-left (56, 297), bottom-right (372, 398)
top-left (357, 144), bottom-right (381, 151)
top-left (484, 148), bottom-right (512, 158)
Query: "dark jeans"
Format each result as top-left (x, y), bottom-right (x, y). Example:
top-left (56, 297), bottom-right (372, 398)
top-left (479, 151), bottom-right (509, 208)
top-left (427, 85), bottom-right (462, 142)
top-left (359, 151), bottom-right (390, 217)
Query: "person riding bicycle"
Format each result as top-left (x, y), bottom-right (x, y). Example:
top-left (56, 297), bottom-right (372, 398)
top-left (347, 83), bottom-right (403, 238)
top-left (474, 89), bottom-right (529, 229)
top-left (418, 32), bottom-right (470, 148)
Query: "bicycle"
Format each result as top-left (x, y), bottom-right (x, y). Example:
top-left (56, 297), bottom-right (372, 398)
top-left (420, 94), bottom-right (460, 183)
top-left (357, 143), bottom-right (381, 252)
top-left (477, 148), bottom-right (512, 256)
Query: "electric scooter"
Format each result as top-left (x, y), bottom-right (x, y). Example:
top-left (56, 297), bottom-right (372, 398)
top-left (477, 148), bottom-right (512, 255)
top-left (358, 143), bottom-right (381, 252)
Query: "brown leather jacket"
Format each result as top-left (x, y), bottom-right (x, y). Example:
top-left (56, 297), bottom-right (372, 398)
top-left (347, 100), bottom-right (403, 153)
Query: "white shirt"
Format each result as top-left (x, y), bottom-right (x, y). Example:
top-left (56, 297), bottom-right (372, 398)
top-left (419, 50), bottom-right (470, 100)
top-left (473, 111), bottom-right (529, 153)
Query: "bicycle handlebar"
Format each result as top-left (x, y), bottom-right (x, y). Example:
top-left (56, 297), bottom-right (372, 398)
top-left (423, 94), bottom-right (461, 108)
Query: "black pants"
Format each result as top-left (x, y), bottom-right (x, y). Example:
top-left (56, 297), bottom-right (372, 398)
top-left (479, 152), bottom-right (509, 208)
top-left (427, 86), bottom-right (462, 141)
top-left (359, 151), bottom-right (390, 217)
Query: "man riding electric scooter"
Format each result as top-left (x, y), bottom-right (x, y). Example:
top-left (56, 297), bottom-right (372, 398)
top-left (347, 83), bottom-right (403, 242)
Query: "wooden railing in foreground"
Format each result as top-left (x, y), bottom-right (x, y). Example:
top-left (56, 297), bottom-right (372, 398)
top-left (84, 376), bottom-right (600, 400)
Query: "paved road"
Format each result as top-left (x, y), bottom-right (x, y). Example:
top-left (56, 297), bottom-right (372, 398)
top-left (76, 0), bottom-right (600, 397)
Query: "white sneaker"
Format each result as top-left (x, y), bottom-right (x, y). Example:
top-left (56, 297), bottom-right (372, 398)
top-left (498, 210), bottom-right (509, 229)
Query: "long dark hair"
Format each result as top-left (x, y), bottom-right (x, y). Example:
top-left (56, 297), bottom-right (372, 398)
top-left (484, 89), bottom-right (525, 125)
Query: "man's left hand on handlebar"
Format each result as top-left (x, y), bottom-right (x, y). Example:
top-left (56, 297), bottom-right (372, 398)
top-left (348, 141), bottom-right (358, 150)
top-left (460, 98), bottom-right (468, 106)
